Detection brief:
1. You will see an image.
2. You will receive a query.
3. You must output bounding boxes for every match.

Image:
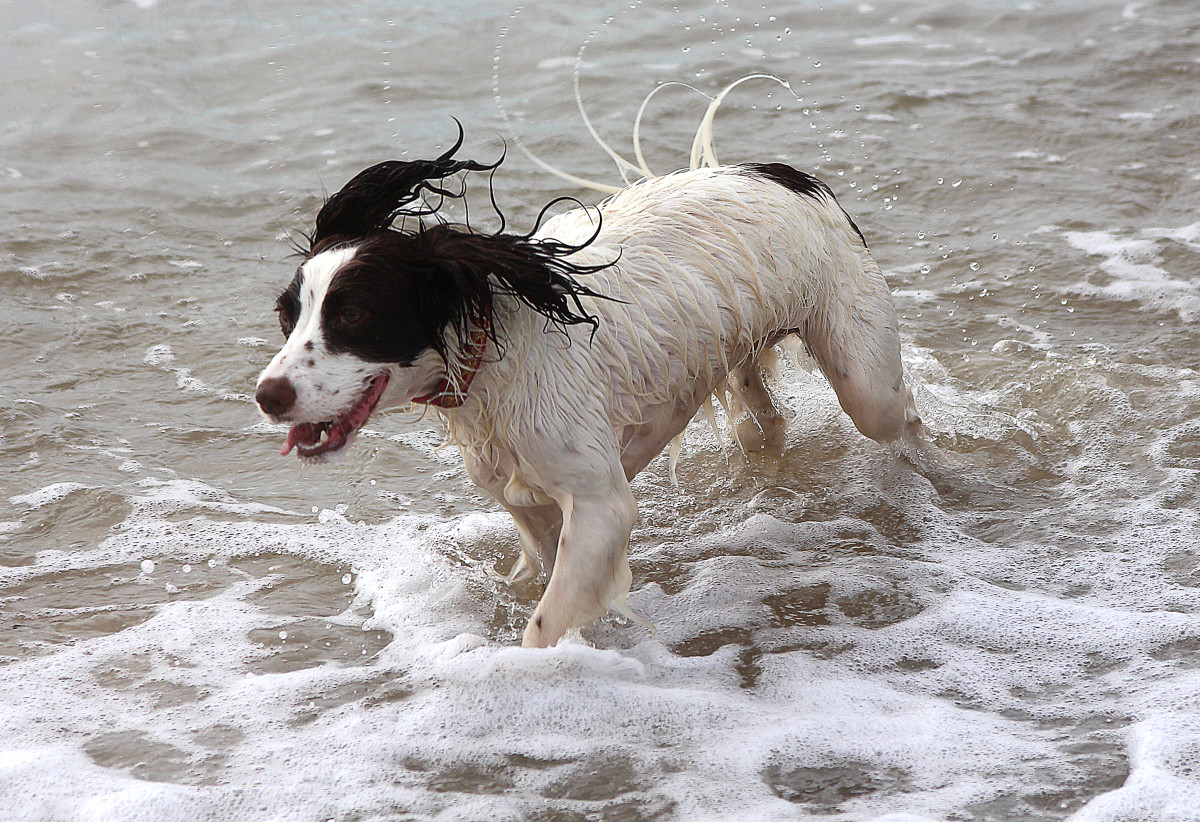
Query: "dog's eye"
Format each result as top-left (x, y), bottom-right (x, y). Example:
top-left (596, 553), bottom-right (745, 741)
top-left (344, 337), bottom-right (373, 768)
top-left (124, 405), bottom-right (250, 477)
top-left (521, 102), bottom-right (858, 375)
top-left (277, 308), bottom-right (296, 338)
top-left (335, 306), bottom-right (368, 328)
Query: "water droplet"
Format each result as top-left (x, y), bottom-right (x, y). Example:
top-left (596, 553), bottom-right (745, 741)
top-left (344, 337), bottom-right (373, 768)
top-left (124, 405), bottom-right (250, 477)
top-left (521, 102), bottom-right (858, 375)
top-left (279, 630), bottom-right (288, 641)
top-left (342, 573), bottom-right (353, 585)
top-left (920, 265), bottom-right (931, 274)
top-left (140, 559), bottom-right (155, 575)
top-left (969, 262), bottom-right (980, 271)
top-left (951, 179), bottom-right (962, 187)
top-left (182, 564), bottom-right (191, 574)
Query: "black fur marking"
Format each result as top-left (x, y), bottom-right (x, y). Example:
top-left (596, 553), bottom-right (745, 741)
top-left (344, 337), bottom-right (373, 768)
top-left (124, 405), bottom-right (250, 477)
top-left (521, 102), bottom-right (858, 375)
top-left (284, 126), bottom-right (618, 365)
top-left (739, 162), bottom-right (868, 249)
top-left (275, 269), bottom-right (303, 337)
top-left (319, 224), bottom-right (613, 365)
top-left (308, 121), bottom-right (501, 253)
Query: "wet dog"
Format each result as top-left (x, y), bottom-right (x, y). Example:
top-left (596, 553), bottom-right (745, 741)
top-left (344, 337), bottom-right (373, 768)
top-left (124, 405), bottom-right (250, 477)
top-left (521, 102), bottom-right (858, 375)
top-left (255, 129), bottom-right (923, 647)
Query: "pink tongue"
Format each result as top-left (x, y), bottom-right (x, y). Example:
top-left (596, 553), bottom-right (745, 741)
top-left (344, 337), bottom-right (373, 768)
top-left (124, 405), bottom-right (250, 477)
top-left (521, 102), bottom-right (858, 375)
top-left (281, 423), bottom-right (320, 456)
top-left (279, 375), bottom-right (389, 457)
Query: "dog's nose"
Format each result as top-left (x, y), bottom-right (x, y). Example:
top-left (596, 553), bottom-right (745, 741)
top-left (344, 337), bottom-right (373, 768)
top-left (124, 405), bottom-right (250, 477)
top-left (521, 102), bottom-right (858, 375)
top-left (256, 376), bottom-right (297, 417)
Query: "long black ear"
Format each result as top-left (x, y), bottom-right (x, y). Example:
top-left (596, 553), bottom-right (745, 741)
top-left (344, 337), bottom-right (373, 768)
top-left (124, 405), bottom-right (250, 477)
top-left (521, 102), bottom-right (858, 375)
top-left (309, 122), bottom-right (498, 252)
top-left (412, 223), bottom-right (616, 359)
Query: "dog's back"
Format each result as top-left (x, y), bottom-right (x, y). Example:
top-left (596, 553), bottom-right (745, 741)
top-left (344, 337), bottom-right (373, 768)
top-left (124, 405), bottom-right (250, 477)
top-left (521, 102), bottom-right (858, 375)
top-left (524, 164), bottom-right (922, 449)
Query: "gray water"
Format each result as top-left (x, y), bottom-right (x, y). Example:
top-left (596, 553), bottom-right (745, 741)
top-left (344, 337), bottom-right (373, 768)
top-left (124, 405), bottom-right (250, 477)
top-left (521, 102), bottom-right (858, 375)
top-left (4, 1), bottom-right (1200, 819)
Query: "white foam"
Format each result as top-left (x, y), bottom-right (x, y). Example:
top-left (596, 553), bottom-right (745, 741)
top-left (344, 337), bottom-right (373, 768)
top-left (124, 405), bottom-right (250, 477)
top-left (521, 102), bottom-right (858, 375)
top-left (8, 482), bottom-right (91, 509)
top-left (1064, 225), bottom-right (1200, 321)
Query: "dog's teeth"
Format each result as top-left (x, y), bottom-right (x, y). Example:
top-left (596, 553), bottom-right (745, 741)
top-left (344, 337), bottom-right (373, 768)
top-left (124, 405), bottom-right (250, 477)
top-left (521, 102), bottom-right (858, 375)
top-left (319, 429), bottom-right (330, 444)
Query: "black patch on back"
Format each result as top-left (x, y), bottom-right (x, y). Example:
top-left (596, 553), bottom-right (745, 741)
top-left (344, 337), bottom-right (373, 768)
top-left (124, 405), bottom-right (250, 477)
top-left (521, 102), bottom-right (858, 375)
top-left (739, 162), bottom-right (869, 249)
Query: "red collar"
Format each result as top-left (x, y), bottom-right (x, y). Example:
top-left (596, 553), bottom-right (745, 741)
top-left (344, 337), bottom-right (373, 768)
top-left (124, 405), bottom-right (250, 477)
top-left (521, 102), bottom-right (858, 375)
top-left (413, 312), bottom-right (491, 409)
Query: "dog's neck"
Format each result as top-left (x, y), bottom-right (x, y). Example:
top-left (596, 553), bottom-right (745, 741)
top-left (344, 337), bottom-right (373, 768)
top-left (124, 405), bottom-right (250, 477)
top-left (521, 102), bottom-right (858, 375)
top-left (413, 311), bottom-right (492, 409)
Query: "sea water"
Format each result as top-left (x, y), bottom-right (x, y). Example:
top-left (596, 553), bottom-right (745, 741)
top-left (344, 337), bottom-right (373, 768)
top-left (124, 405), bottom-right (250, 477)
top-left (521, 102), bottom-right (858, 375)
top-left (3, 1), bottom-right (1200, 819)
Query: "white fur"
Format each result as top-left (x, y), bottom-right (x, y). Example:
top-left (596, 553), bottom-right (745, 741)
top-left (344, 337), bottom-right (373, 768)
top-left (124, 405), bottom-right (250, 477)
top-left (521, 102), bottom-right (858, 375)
top-left (259, 165), bottom-right (922, 648)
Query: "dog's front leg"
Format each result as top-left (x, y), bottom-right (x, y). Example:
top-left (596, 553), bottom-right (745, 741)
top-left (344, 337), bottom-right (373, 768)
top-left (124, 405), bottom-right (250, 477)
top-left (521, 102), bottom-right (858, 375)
top-left (522, 466), bottom-right (638, 648)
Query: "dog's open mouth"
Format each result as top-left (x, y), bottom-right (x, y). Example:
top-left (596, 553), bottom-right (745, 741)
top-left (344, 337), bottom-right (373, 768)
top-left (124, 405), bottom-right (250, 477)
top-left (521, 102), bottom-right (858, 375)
top-left (280, 374), bottom-right (389, 459)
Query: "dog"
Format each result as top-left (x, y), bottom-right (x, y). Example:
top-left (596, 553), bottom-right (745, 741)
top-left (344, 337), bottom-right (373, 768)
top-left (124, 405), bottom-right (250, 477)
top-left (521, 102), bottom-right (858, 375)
top-left (255, 128), bottom-right (923, 648)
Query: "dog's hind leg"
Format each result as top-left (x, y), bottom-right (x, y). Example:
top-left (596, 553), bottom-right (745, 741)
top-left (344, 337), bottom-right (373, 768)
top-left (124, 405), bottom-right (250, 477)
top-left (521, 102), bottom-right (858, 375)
top-left (802, 249), bottom-right (924, 445)
top-left (729, 348), bottom-right (787, 452)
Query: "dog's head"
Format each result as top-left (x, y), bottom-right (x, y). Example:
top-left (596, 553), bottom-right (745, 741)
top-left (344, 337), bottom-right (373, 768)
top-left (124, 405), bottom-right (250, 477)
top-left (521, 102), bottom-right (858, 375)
top-left (255, 127), bottom-right (611, 461)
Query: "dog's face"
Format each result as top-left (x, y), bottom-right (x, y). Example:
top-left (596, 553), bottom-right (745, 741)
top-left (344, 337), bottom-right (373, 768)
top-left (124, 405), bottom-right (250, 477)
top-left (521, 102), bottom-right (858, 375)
top-left (255, 143), bottom-right (609, 462)
top-left (255, 239), bottom-right (448, 461)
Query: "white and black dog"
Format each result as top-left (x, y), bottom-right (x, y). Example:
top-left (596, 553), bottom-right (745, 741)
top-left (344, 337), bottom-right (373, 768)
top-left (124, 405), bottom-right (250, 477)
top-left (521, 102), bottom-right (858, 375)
top-left (255, 129), bottom-right (923, 648)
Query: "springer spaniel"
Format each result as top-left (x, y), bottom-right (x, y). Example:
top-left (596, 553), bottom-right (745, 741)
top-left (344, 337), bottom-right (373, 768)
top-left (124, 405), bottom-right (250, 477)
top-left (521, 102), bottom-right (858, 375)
top-left (255, 128), bottom-right (923, 647)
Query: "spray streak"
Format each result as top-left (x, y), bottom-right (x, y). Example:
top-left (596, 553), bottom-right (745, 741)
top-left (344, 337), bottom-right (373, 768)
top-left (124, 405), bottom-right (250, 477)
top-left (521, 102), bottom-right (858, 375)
top-left (493, 5), bottom-right (803, 193)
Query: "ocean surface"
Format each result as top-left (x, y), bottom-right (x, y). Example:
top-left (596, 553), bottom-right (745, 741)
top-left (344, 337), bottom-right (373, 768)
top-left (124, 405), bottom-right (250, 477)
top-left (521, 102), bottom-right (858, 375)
top-left (3, 0), bottom-right (1200, 819)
